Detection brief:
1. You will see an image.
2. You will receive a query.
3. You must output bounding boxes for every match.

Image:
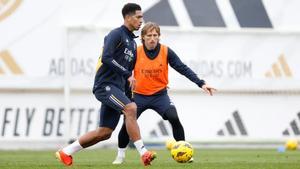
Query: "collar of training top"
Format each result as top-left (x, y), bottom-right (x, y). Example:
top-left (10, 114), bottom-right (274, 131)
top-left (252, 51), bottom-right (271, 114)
top-left (121, 25), bottom-right (139, 39)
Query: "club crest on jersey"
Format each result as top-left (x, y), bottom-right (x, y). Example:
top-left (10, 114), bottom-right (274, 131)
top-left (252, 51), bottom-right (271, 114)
top-left (105, 86), bottom-right (111, 91)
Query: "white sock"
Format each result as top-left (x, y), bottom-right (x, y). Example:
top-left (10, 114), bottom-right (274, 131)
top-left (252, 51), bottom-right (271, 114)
top-left (117, 148), bottom-right (126, 158)
top-left (133, 140), bottom-right (147, 156)
top-left (62, 140), bottom-right (83, 155)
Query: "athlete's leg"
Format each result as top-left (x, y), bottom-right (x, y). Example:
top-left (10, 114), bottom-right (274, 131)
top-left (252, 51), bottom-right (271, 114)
top-left (151, 92), bottom-right (185, 141)
top-left (122, 102), bottom-right (140, 139)
top-left (114, 94), bottom-right (150, 164)
top-left (113, 107), bottom-right (145, 164)
top-left (163, 106), bottom-right (185, 141)
top-left (77, 104), bottom-right (120, 148)
top-left (56, 85), bottom-right (124, 166)
top-left (117, 93), bottom-right (148, 148)
top-left (113, 121), bottom-right (129, 164)
top-left (56, 105), bottom-right (119, 166)
top-left (151, 92), bottom-right (190, 162)
top-left (118, 107), bottom-right (144, 148)
top-left (163, 107), bottom-right (194, 162)
top-left (121, 98), bottom-right (156, 165)
top-left (122, 103), bottom-right (150, 157)
top-left (94, 85), bottom-right (155, 165)
top-left (117, 123), bottom-right (129, 148)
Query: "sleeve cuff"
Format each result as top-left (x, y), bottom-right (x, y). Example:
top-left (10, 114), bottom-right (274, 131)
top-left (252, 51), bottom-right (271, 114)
top-left (124, 71), bottom-right (132, 80)
top-left (197, 80), bottom-right (206, 88)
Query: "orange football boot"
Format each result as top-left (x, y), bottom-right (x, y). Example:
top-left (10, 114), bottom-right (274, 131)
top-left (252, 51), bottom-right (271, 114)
top-left (141, 151), bottom-right (156, 166)
top-left (55, 150), bottom-right (73, 166)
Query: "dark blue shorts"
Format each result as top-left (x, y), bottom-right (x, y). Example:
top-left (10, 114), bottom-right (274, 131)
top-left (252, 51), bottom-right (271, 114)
top-left (94, 84), bottom-right (132, 130)
top-left (134, 90), bottom-right (175, 119)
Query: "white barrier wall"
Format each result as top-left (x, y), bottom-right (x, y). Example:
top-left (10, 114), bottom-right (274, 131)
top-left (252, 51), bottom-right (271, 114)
top-left (1, 0), bottom-right (300, 149)
top-left (139, 92), bottom-right (300, 141)
top-left (1, 91), bottom-right (300, 149)
top-left (0, 93), bottom-right (99, 140)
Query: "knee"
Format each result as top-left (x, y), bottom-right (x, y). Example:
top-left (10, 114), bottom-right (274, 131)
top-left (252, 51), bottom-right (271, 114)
top-left (164, 107), bottom-right (180, 123)
top-left (168, 116), bottom-right (180, 124)
top-left (123, 102), bottom-right (137, 118)
top-left (95, 127), bottom-right (113, 140)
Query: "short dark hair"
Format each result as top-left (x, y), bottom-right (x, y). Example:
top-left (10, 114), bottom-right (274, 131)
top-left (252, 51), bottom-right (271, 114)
top-left (122, 3), bottom-right (141, 18)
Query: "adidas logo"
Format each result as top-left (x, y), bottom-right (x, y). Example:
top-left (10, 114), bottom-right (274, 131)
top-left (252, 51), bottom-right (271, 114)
top-left (265, 54), bottom-right (292, 78)
top-left (217, 110), bottom-right (248, 136)
top-left (144, 0), bottom-right (272, 28)
top-left (149, 120), bottom-right (171, 138)
top-left (0, 50), bottom-right (23, 75)
top-left (282, 112), bottom-right (300, 136)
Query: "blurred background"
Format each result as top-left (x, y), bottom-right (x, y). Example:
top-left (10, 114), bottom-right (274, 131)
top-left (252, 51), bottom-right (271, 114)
top-left (0, 0), bottom-right (300, 150)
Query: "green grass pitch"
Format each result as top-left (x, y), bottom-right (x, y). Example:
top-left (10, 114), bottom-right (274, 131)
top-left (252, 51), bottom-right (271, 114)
top-left (0, 149), bottom-right (300, 169)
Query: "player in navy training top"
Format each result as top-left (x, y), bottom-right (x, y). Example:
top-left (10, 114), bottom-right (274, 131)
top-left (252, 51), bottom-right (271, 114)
top-left (55, 3), bottom-right (156, 167)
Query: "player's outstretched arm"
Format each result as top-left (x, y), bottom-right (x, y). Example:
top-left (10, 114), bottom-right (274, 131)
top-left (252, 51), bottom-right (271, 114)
top-left (201, 84), bottom-right (217, 96)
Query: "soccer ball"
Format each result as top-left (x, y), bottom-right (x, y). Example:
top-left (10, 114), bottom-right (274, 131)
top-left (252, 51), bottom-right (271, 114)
top-left (170, 141), bottom-right (193, 163)
top-left (285, 139), bottom-right (298, 150)
top-left (165, 139), bottom-right (176, 150)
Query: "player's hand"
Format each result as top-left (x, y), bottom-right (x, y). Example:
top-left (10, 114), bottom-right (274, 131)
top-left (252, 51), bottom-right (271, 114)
top-left (127, 76), bottom-right (136, 90)
top-left (201, 84), bottom-right (217, 96)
